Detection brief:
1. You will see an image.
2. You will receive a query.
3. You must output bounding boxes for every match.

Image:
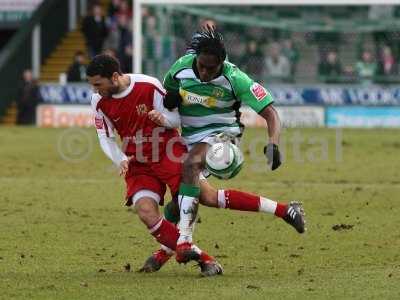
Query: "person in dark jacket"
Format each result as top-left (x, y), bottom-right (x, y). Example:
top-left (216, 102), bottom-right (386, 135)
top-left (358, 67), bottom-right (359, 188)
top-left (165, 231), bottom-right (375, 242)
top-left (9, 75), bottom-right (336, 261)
top-left (16, 69), bottom-right (42, 125)
top-left (318, 50), bottom-right (343, 83)
top-left (82, 4), bottom-right (108, 58)
top-left (67, 51), bottom-right (87, 82)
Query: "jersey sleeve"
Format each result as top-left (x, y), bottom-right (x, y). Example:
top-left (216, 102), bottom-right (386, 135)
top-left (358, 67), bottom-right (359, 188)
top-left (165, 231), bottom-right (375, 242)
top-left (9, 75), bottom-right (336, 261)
top-left (232, 68), bottom-right (274, 113)
top-left (91, 93), bottom-right (116, 138)
top-left (153, 89), bottom-right (181, 128)
top-left (163, 55), bottom-right (194, 92)
top-left (91, 94), bottom-right (128, 166)
top-left (163, 68), bottom-right (180, 92)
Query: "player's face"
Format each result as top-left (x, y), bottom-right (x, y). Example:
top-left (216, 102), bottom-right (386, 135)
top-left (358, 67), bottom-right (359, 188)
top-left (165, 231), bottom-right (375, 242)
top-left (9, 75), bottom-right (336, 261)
top-left (87, 73), bottom-right (119, 97)
top-left (196, 54), bottom-right (222, 82)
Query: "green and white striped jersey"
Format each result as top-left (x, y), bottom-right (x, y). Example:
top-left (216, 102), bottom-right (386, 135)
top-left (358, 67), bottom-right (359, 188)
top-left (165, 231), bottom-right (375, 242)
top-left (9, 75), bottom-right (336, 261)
top-left (164, 54), bottom-right (274, 144)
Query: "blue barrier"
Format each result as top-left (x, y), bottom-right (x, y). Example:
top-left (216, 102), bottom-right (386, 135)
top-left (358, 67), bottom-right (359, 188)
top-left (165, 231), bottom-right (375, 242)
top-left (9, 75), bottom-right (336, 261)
top-left (326, 107), bottom-right (400, 128)
top-left (40, 83), bottom-right (92, 104)
top-left (269, 85), bottom-right (400, 106)
top-left (39, 83), bottom-right (400, 106)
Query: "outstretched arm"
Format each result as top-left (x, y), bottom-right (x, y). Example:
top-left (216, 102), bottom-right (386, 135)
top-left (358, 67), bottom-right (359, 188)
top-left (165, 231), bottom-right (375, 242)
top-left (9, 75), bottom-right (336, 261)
top-left (259, 104), bottom-right (281, 145)
top-left (234, 70), bottom-right (282, 170)
top-left (259, 104), bottom-right (282, 171)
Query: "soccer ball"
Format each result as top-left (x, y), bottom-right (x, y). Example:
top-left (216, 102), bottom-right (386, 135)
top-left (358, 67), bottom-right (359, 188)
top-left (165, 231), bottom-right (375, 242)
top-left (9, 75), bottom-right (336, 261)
top-left (205, 142), bottom-right (244, 180)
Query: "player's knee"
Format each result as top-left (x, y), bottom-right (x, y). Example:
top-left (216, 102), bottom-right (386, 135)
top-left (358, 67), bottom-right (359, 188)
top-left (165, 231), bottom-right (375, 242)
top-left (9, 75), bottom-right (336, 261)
top-left (135, 198), bottom-right (160, 226)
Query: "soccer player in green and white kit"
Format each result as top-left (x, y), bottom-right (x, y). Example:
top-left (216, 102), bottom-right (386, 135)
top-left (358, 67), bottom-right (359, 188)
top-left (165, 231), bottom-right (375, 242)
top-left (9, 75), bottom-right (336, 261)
top-left (161, 27), bottom-right (306, 263)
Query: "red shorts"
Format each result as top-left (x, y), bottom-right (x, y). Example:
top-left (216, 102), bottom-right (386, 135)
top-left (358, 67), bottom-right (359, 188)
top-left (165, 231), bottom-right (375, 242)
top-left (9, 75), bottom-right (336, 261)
top-left (124, 142), bottom-right (187, 206)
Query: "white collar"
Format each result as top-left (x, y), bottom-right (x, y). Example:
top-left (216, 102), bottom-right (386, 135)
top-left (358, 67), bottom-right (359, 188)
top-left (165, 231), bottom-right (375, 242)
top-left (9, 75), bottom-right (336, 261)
top-left (112, 74), bottom-right (134, 99)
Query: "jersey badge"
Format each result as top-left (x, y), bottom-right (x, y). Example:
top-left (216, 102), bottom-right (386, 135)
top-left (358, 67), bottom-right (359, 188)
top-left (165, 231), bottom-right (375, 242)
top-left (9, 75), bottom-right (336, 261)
top-left (95, 117), bottom-right (103, 129)
top-left (212, 87), bottom-right (224, 98)
top-left (136, 104), bottom-right (148, 116)
top-left (250, 83), bottom-right (268, 101)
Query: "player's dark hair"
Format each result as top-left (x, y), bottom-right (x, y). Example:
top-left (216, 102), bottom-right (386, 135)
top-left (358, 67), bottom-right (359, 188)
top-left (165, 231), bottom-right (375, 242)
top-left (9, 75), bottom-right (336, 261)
top-left (86, 54), bottom-right (122, 78)
top-left (188, 26), bottom-right (226, 63)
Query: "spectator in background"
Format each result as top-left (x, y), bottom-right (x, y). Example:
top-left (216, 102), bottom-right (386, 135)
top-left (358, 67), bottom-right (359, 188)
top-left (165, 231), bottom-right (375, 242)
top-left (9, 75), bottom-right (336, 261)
top-left (116, 14), bottom-right (133, 72)
top-left (114, 0), bottom-right (132, 20)
top-left (281, 38), bottom-right (299, 76)
top-left (82, 4), bottom-right (108, 58)
top-left (108, 0), bottom-right (121, 18)
top-left (318, 50), bottom-right (342, 83)
top-left (356, 50), bottom-right (377, 83)
top-left (67, 51), bottom-right (87, 82)
top-left (377, 45), bottom-right (397, 77)
top-left (239, 40), bottom-right (264, 82)
top-left (103, 21), bottom-right (120, 53)
top-left (314, 27), bottom-right (341, 60)
top-left (264, 42), bottom-right (291, 82)
top-left (122, 44), bottom-right (133, 73)
top-left (16, 70), bottom-right (42, 125)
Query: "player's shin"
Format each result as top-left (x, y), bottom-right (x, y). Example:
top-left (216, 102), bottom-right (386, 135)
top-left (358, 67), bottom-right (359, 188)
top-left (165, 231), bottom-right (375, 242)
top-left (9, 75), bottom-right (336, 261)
top-left (218, 189), bottom-right (287, 217)
top-left (148, 217), bottom-right (179, 250)
top-left (177, 183), bottom-right (200, 244)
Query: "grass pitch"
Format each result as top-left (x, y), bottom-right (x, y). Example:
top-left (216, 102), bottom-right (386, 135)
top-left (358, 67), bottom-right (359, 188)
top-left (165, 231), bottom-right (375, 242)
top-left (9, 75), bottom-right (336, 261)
top-left (0, 126), bottom-right (399, 299)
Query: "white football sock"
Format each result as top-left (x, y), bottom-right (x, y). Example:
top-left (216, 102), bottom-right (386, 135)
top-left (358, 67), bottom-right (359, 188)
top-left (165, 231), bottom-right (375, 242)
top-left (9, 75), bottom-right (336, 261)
top-left (160, 244), bottom-right (174, 255)
top-left (217, 190), bottom-right (226, 208)
top-left (259, 197), bottom-right (278, 214)
top-left (177, 195), bottom-right (198, 244)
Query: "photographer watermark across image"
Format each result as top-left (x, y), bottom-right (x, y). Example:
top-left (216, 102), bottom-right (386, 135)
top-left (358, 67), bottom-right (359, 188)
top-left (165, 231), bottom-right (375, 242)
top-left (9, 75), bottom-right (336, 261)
top-left (57, 127), bottom-right (343, 174)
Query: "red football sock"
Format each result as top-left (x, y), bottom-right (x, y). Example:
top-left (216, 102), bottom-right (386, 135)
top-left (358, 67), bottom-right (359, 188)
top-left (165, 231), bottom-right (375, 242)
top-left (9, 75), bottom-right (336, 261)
top-left (274, 203), bottom-right (287, 218)
top-left (149, 218), bottom-right (179, 251)
top-left (223, 190), bottom-right (260, 211)
top-left (221, 189), bottom-right (288, 218)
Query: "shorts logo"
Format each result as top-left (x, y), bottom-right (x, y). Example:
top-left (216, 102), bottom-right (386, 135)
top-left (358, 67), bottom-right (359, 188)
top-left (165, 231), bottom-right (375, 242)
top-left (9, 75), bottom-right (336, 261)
top-left (95, 117), bottom-right (103, 129)
top-left (250, 83), bottom-right (268, 101)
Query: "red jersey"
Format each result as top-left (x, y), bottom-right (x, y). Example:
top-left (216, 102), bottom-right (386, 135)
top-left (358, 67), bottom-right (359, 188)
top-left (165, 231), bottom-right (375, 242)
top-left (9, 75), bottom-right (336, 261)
top-left (91, 74), bottom-right (180, 162)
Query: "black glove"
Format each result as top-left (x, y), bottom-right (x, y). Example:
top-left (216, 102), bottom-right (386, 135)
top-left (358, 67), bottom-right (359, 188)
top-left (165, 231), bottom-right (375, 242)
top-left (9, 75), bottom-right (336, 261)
top-left (163, 90), bottom-right (182, 110)
top-left (263, 143), bottom-right (281, 171)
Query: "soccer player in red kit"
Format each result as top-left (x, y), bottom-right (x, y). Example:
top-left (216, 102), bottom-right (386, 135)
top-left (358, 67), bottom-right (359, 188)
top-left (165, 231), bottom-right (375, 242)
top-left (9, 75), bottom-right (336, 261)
top-left (87, 54), bottom-right (222, 277)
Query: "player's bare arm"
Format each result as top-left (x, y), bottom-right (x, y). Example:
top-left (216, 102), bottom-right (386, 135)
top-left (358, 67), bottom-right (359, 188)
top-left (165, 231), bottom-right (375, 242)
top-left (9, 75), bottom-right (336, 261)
top-left (259, 104), bottom-right (282, 171)
top-left (259, 104), bottom-right (281, 145)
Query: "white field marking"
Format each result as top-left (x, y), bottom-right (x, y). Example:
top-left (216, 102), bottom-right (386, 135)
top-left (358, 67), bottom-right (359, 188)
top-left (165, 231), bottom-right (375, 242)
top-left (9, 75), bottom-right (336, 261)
top-left (0, 177), bottom-right (400, 189)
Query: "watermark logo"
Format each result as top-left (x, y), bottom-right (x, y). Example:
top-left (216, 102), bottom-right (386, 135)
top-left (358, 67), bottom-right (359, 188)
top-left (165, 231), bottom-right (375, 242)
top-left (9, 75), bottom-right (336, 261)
top-left (56, 127), bottom-right (343, 174)
top-left (57, 128), bottom-right (93, 163)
